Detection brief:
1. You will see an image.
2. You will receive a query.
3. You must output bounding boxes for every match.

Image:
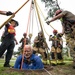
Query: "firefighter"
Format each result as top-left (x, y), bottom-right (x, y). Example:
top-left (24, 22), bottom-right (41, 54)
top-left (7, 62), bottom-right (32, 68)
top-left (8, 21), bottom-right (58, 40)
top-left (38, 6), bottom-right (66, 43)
top-left (49, 30), bottom-right (64, 66)
top-left (0, 19), bottom-right (19, 67)
top-left (46, 9), bottom-right (75, 37)
top-left (19, 33), bottom-right (30, 49)
top-left (33, 31), bottom-right (47, 64)
top-left (19, 33), bottom-right (30, 53)
top-left (0, 10), bottom-right (14, 42)
top-left (46, 9), bottom-right (75, 68)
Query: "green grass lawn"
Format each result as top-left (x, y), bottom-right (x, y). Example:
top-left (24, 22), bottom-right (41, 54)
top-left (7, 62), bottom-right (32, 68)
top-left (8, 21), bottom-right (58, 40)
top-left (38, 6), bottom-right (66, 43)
top-left (0, 57), bottom-right (73, 67)
top-left (0, 58), bottom-right (23, 75)
top-left (0, 58), bottom-right (38, 75)
top-left (0, 58), bottom-right (74, 75)
top-left (0, 58), bottom-right (16, 67)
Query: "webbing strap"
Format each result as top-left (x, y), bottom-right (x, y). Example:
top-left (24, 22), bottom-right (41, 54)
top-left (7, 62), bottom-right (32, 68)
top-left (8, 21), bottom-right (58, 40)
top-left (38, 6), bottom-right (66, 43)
top-left (20, 0), bottom-right (32, 70)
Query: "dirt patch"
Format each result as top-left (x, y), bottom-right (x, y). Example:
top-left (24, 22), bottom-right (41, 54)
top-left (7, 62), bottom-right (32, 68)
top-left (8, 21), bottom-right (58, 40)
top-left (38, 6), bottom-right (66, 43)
top-left (50, 64), bottom-right (75, 75)
top-left (1, 64), bottom-right (75, 75)
top-left (1, 65), bottom-right (53, 75)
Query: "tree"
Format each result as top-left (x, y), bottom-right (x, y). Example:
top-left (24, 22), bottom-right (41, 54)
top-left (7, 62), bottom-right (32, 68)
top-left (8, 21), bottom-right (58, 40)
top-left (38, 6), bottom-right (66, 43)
top-left (41, 0), bottom-right (60, 18)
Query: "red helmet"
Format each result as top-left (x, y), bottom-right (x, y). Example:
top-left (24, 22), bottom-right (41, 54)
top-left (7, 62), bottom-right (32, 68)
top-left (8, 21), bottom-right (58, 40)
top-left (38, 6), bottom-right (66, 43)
top-left (53, 30), bottom-right (58, 33)
top-left (55, 9), bottom-right (62, 16)
top-left (23, 33), bottom-right (27, 36)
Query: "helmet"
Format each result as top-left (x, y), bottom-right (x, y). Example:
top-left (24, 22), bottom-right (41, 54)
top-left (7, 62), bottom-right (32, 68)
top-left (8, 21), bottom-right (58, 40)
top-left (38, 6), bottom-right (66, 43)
top-left (23, 33), bottom-right (27, 36)
top-left (53, 30), bottom-right (58, 33)
top-left (38, 31), bottom-right (43, 34)
top-left (55, 9), bottom-right (62, 16)
top-left (10, 19), bottom-right (19, 26)
top-left (38, 31), bottom-right (43, 36)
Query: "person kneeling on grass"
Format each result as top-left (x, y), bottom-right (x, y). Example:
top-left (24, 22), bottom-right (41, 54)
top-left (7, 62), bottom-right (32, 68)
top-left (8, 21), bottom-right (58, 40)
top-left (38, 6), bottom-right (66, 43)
top-left (14, 45), bottom-right (44, 70)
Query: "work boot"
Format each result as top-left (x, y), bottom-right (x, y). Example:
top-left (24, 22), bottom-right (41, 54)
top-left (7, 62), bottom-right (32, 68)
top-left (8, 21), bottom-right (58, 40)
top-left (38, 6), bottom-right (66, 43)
top-left (4, 64), bottom-right (11, 67)
top-left (51, 63), bottom-right (57, 66)
top-left (42, 60), bottom-right (47, 65)
top-left (57, 63), bottom-right (65, 65)
top-left (73, 66), bottom-right (75, 69)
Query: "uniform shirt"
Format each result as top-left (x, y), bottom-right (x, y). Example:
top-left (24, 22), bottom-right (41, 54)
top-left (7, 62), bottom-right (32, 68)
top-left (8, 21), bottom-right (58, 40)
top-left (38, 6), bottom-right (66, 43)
top-left (49, 34), bottom-right (62, 48)
top-left (62, 11), bottom-right (75, 20)
top-left (3, 23), bottom-right (16, 40)
top-left (61, 11), bottom-right (75, 34)
top-left (14, 54), bottom-right (44, 70)
top-left (19, 37), bottom-right (30, 49)
top-left (34, 36), bottom-right (45, 48)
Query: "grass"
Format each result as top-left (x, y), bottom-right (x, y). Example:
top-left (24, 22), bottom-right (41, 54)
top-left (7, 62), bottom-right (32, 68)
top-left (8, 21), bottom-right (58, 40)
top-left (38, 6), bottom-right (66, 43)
top-left (0, 58), bottom-right (23, 75)
top-left (0, 57), bottom-right (74, 75)
top-left (0, 58), bottom-right (16, 67)
top-left (0, 58), bottom-right (39, 75)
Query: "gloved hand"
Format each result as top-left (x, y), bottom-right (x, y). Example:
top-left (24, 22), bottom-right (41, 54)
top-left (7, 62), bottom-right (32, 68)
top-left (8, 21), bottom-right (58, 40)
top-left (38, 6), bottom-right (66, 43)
top-left (58, 33), bottom-right (63, 37)
top-left (46, 21), bottom-right (50, 25)
top-left (6, 11), bottom-right (13, 16)
top-left (50, 35), bottom-right (52, 37)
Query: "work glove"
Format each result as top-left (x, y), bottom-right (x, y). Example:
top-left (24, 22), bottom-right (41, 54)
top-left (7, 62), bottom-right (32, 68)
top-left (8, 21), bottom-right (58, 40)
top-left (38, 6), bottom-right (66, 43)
top-left (46, 21), bottom-right (50, 25)
top-left (58, 33), bottom-right (63, 37)
top-left (6, 11), bottom-right (13, 16)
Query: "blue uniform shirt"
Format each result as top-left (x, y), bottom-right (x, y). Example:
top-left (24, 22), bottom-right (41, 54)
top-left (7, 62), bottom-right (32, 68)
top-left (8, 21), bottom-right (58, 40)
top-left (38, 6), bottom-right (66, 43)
top-left (14, 54), bottom-right (44, 70)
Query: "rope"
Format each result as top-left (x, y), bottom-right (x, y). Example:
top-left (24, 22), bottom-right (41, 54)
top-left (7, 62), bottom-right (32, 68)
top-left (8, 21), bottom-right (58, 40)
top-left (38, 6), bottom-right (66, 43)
top-left (26, 1), bottom-right (32, 34)
top-left (34, 1), bottom-right (53, 36)
top-left (28, 1), bottom-right (40, 38)
top-left (35, 1), bottom-right (68, 42)
top-left (0, 0), bottom-right (29, 29)
top-left (36, 1), bottom-right (73, 43)
top-left (44, 68), bottom-right (52, 75)
top-left (28, 13), bottom-right (31, 34)
top-left (28, 4), bottom-right (33, 35)
top-left (35, 1), bottom-right (55, 30)
top-left (34, 0), bottom-right (63, 45)
top-left (31, 7), bottom-right (34, 34)
top-left (34, 0), bottom-right (51, 65)
top-left (28, 1), bottom-right (35, 43)
top-left (29, 2), bottom-right (34, 35)
top-left (34, 0), bottom-right (43, 32)
top-left (34, 6), bottom-right (40, 32)
top-left (34, 1), bottom-right (50, 36)
top-left (20, 0), bottom-right (32, 70)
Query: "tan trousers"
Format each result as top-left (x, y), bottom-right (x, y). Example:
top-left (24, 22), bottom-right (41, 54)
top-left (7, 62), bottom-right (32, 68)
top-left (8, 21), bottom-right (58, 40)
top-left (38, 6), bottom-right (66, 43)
top-left (33, 47), bottom-right (47, 60)
top-left (65, 34), bottom-right (75, 66)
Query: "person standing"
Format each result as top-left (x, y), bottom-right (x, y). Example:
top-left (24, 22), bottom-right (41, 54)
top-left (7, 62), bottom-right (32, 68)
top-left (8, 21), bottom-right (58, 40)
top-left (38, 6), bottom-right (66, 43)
top-left (46, 9), bottom-right (75, 68)
top-left (49, 30), bottom-right (63, 66)
top-left (0, 19), bottom-right (19, 67)
top-left (19, 33), bottom-right (30, 49)
top-left (33, 31), bottom-right (47, 64)
top-left (18, 33), bottom-right (30, 54)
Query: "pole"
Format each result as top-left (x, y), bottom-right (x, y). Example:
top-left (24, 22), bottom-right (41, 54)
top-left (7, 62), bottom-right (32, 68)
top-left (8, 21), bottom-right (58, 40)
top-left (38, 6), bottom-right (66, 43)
top-left (0, 0), bottom-right (29, 29)
top-left (34, 0), bottom-right (51, 65)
